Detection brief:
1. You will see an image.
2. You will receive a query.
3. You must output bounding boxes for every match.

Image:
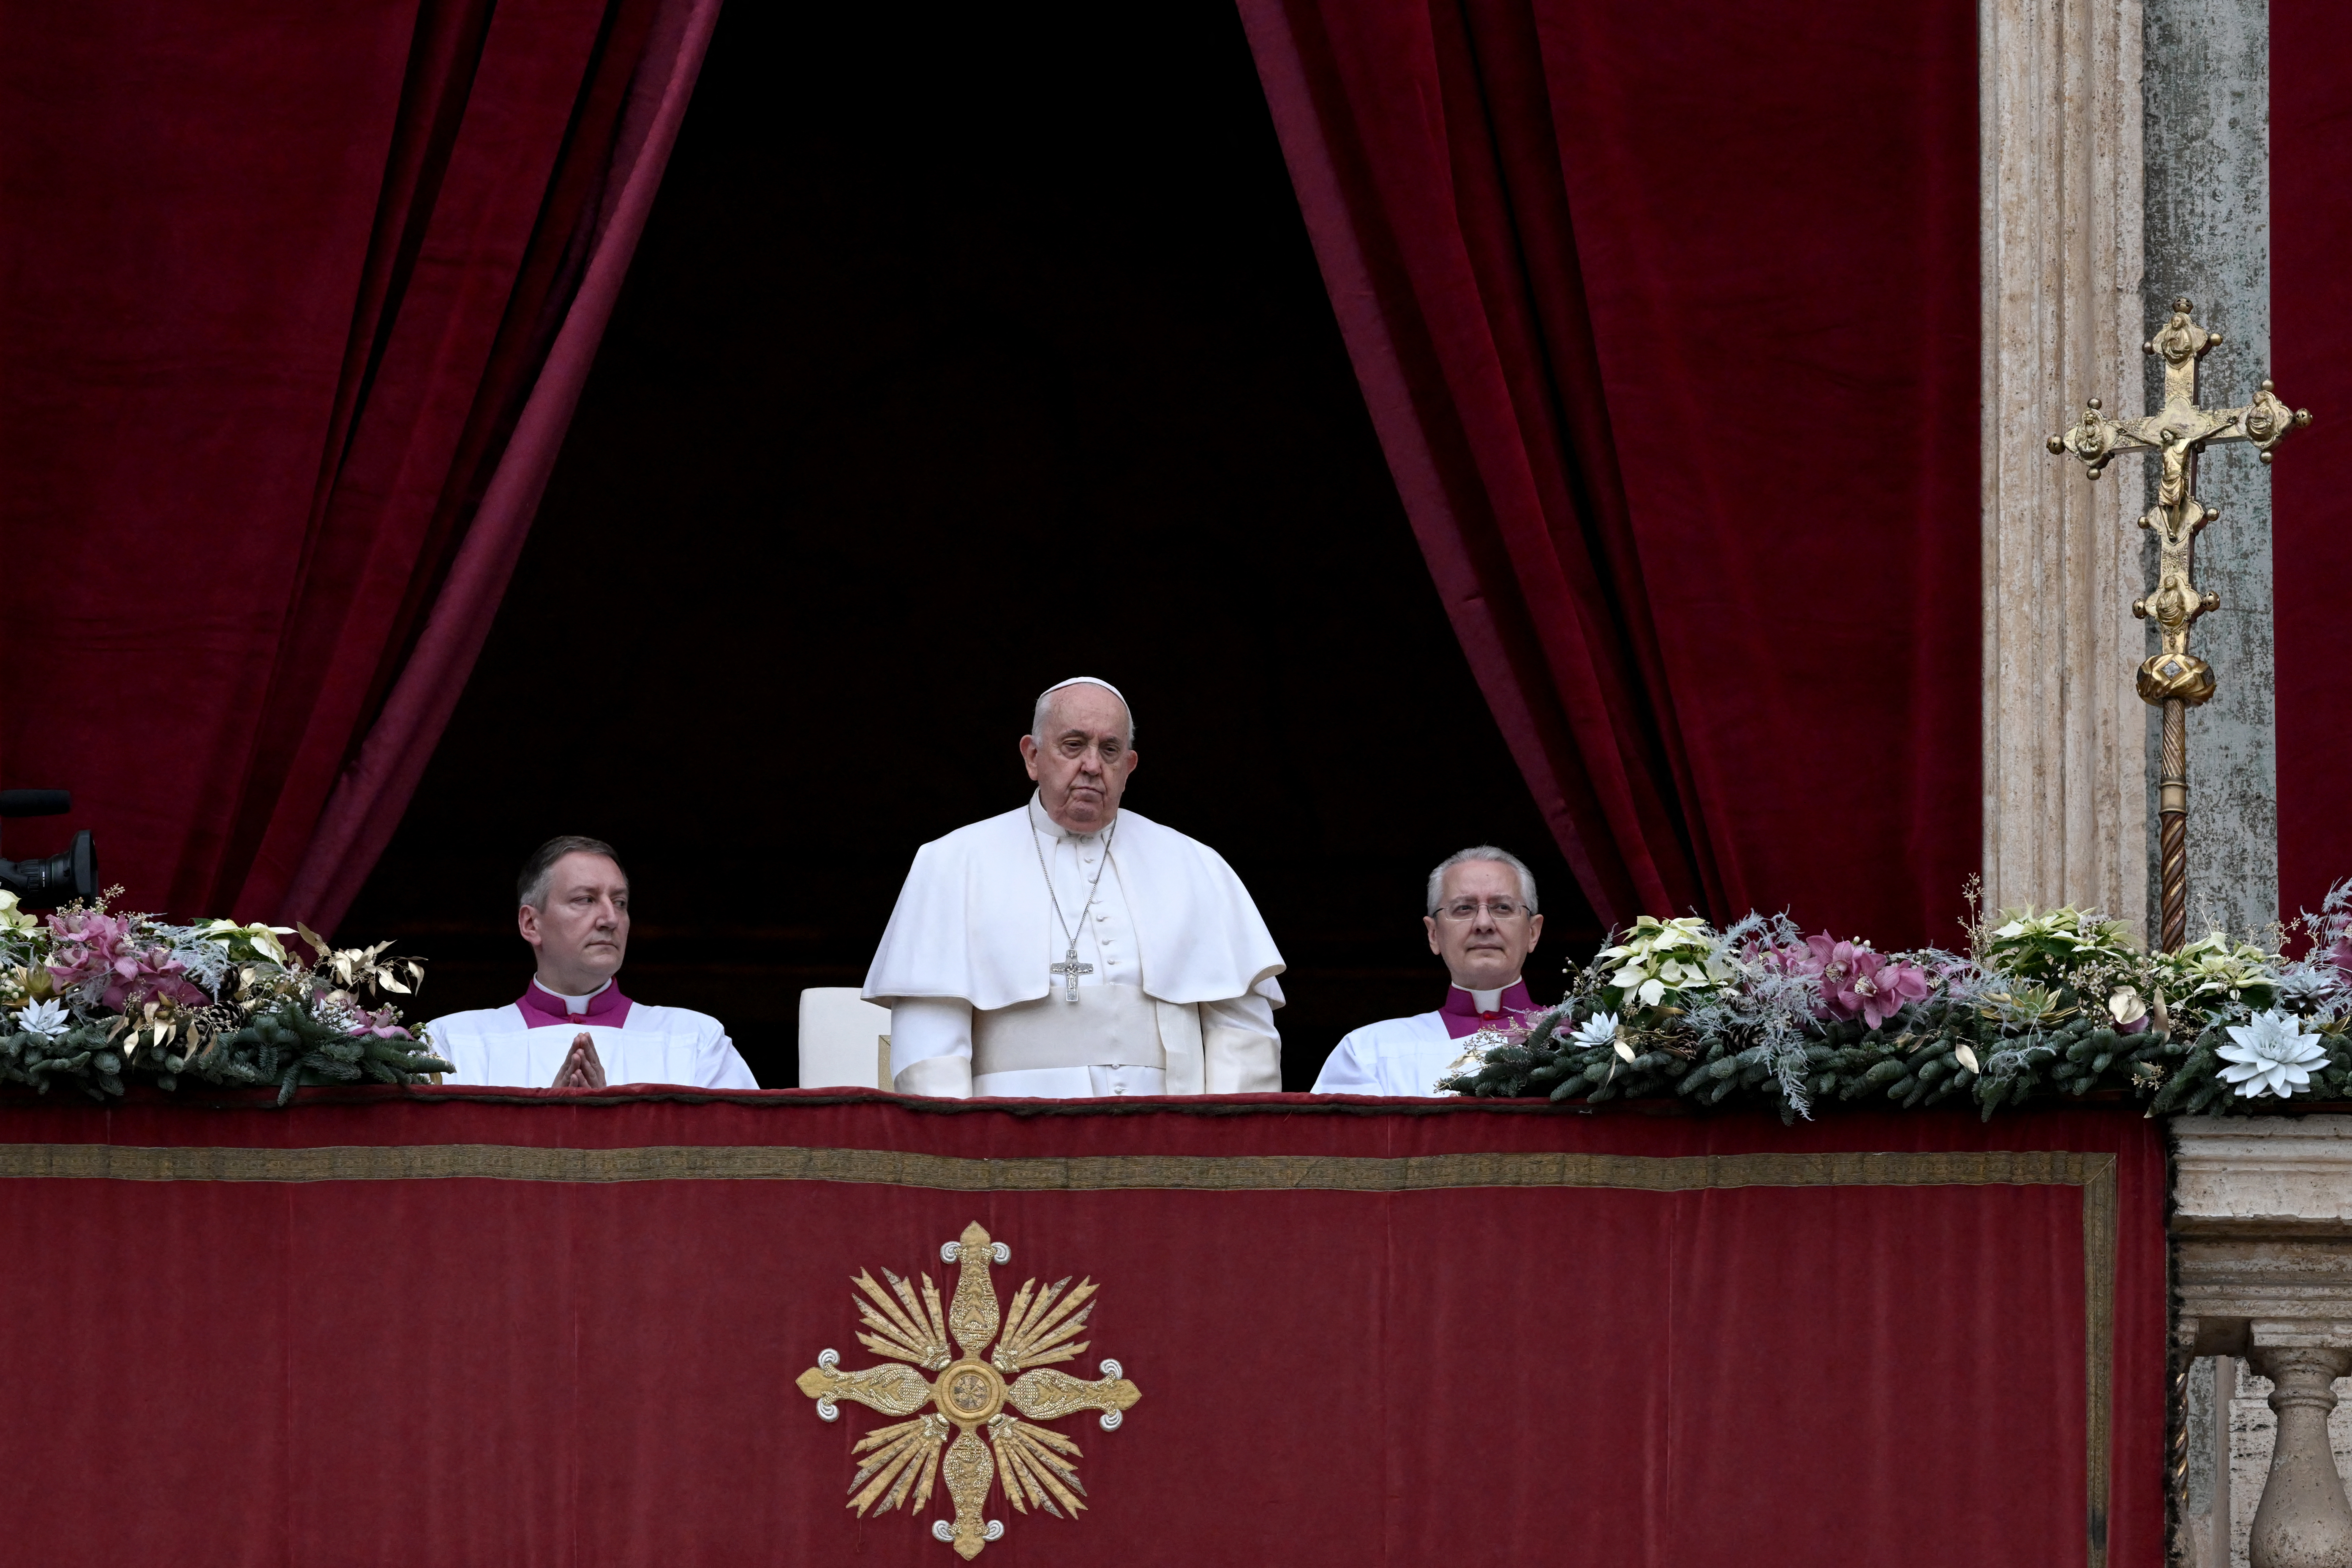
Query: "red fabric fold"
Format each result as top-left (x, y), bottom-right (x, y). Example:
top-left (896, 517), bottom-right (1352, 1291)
top-left (0, 0), bottom-right (716, 928)
top-left (2273, 0), bottom-right (2352, 923)
top-left (1235, 0), bottom-right (1978, 942)
top-left (285, 0), bottom-right (721, 934)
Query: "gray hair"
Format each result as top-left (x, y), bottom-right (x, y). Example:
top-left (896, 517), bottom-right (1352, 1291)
top-left (1030, 682), bottom-right (1136, 747)
top-left (1425, 846), bottom-right (1539, 916)
top-left (517, 835), bottom-right (627, 908)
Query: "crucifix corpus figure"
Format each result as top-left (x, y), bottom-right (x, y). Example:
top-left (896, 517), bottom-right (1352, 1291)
top-left (2047, 297), bottom-right (2314, 951)
top-left (1049, 950), bottom-right (1093, 1001)
top-left (863, 677), bottom-right (1287, 1099)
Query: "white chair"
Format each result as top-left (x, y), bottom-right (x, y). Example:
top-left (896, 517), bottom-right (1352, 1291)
top-left (798, 988), bottom-right (892, 1089)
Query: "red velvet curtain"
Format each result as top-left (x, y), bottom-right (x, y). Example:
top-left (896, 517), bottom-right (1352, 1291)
top-left (1236, 0), bottom-right (1979, 944)
top-left (0, 0), bottom-right (716, 929)
top-left (2272, 0), bottom-right (2352, 923)
top-left (0, 1094), bottom-right (2167, 1565)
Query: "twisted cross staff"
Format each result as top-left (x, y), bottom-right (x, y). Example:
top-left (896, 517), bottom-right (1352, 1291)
top-left (2048, 297), bottom-right (2313, 950)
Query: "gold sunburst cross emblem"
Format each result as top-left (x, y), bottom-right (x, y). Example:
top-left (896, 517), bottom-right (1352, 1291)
top-left (796, 1220), bottom-right (1143, 1559)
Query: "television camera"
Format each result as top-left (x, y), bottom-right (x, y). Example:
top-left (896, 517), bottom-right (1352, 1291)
top-left (0, 790), bottom-right (98, 906)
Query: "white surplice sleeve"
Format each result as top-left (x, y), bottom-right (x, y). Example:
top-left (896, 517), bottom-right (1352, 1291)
top-left (1307, 1012), bottom-right (1455, 1096)
top-left (692, 1016), bottom-right (759, 1089)
top-left (1310, 1024), bottom-right (1385, 1094)
top-left (1199, 990), bottom-right (1281, 1093)
top-left (890, 996), bottom-right (974, 1097)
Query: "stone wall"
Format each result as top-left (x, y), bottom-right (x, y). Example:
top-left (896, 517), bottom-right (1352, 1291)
top-left (2142, 0), bottom-right (2275, 942)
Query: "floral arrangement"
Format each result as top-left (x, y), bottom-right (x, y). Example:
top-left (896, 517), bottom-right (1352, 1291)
top-left (1441, 882), bottom-right (2352, 1119)
top-left (0, 888), bottom-right (448, 1104)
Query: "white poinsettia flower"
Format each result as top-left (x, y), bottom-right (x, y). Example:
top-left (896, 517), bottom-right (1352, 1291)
top-left (1638, 978), bottom-right (1666, 1007)
top-left (1567, 1011), bottom-right (1620, 1051)
top-left (13, 999), bottom-right (68, 1040)
top-left (2218, 1010), bottom-right (2330, 1099)
top-left (198, 918), bottom-right (296, 966)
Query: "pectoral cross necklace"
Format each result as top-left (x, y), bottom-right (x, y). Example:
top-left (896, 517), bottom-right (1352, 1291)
top-left (1031, 815), bottom-right (1118, 1003)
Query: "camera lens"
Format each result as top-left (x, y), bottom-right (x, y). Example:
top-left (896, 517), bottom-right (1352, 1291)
top-left (2, 830), bottom-right (97, 908)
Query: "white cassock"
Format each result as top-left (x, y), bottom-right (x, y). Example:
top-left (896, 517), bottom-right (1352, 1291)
top-left (1312, 983), bottom-right (1541, 1096)
top-left (426, 980), bottom-right (758, 1089)
top-left (864, 793), bottom-right (1285, 1097)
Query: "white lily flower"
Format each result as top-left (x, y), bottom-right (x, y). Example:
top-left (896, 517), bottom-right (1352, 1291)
top-left (13, 999), bottom-right (69, 1041)
top-left (1566, 1012), bottom-right (1620, 1051)
top-left (2218, 1010), bottom-right (2330, 1099)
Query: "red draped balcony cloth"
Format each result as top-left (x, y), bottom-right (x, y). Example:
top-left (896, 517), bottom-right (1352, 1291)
top-left (0, 1093), bottom-right (2163, 1564)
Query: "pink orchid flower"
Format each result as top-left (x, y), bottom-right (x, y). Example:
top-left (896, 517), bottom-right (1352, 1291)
top-left (353, 1004), bottom-right (412, 1041)
top-left (1806, 935), bottom-right (1928, 1029)
top-left (46, 911), bottom-right (207, 1011)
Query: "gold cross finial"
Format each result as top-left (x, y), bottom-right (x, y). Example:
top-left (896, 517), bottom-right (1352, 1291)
top-left (2044, 298), bottom-right (2314, 951)
top-left (2148, 296), bottom-right (2223, 411)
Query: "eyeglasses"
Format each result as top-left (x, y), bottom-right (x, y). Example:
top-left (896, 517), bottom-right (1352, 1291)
top-left (1436, 900), bottom-right (1529, 922)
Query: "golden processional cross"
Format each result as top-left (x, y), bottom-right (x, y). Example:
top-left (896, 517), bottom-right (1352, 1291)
top-left (2047, 297), bottom-right (2313, 951)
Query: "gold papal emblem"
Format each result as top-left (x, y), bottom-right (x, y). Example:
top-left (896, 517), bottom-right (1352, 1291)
top-left (796, 1221), bottom-right (1142, 1559)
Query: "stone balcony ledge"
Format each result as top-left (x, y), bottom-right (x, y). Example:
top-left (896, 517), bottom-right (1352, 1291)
top-left (2177, 1116), bottom-right (2352, 1234)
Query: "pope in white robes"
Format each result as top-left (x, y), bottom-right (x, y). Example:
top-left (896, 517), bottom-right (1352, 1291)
top-left (865, 677), bottom-right (1285, 1097)
top-left (425, 834), bottom-right (757, 1091)
top-left (1314, 845), bottom-right (1549, 1096)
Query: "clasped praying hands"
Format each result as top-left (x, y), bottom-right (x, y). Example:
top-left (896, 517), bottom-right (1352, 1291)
top-left (552, 1030), bottom-right (606, 1090)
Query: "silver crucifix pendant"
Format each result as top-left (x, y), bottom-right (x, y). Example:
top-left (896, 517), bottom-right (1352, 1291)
top-left (1048, 947), bottom-right (1092, 1002)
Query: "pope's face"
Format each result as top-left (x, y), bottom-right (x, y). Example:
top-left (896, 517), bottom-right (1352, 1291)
top-left (1424, 860), bottom-right (1543, 991)
top-left (518, 852), bottom-right (632, 993)
top-left (1019, 685), bottom-right (1138, 835)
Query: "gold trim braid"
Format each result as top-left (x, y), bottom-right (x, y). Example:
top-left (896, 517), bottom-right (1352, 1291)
top-left (0, 1141), bottom-right (2112, 1193)
top-left (0, 1141), bottom-right (2118, 1566)
top-left (2083, 1151), bottom-right (2118, 1568)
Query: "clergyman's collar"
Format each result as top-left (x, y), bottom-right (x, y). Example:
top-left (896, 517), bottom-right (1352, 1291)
top-left (1027, 790), bottom-right (1114, 842)
top-left (1444, 978), bottom-right (1533, 1018)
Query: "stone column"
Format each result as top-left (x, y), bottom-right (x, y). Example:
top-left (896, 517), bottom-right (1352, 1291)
top-left (2248, 1348), bottom-right (2352, 1568)
top-left (1981, 0), bottom-right (2149, 928)
top-left (2141, 0), bottom-right (2274, 941)
top-left (2174, 1118), bottom-right (2352, 1568)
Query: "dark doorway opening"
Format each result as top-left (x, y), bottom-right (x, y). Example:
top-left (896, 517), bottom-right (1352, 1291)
top-left (340, 0), bottom-right (1599, 1086)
